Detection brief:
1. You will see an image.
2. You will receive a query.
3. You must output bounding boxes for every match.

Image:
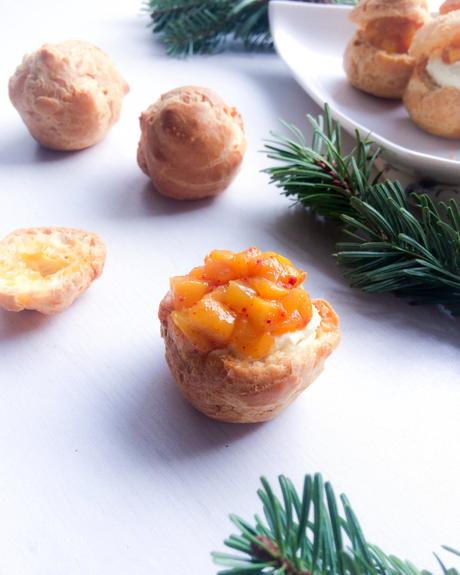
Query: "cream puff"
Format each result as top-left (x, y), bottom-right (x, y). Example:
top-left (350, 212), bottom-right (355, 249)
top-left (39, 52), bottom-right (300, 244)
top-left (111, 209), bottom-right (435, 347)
top-left (404, 11), bottom-right (460, 137)
top-left (9, 40), bottom-right (129, 151)
top-left (159, 247), bottom-right (340, 423)
top-left (0, 227), bottom-right (106, 314)
top-left (137, 86), bottom-right (246, 200)
top-left (344, 0), bottom-right (430, 98)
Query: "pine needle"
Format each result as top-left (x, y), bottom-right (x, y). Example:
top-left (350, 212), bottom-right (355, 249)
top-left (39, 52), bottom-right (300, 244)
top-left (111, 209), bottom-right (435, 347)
top-left (263, 106), bottom-right (460, 315)
top-left (145, 0), bottom-right (356, 56)
top-left (212, 474), bottom-right (460, 575)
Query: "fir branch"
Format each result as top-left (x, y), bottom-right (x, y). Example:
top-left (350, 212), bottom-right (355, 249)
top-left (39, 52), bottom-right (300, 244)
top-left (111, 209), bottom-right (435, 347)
top-left (145, 0), bottom-right (355, 56)
top-left (212, 473), bottom-right (459, 575)
top-left (263, 107), bottom-right (460, 315)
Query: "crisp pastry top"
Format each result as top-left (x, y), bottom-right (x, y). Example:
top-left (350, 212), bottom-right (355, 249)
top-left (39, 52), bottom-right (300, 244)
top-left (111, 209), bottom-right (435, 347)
top-left (410, 11), bottom-right (460, 60)
top-left (142, 86), bottom-right (244, 155)
top-left (137, 85), bottom-right (246, 199)
top-left (350, 0), bottom-right (429, 25)
top-left (168, 248), bottom-right (316, 360)
top-left (349, 0), bottom-right (429, 55)
top-left (9, 40), bottom-right (129, 150)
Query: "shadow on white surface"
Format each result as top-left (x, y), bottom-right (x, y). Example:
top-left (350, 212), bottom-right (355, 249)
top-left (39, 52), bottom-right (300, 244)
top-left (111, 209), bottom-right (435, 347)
top-left (0, 309), bottom-right (53, 341)
top-left (121, 363), bottom-right (263, 464)
top-left (0, 129), bottom-right (92, 166)
top-left (105, 179), bottom-right (217, 218)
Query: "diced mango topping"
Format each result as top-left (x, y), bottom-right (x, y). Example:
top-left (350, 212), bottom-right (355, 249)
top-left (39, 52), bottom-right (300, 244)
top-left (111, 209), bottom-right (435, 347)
top-left (169, 248), bottom-right (313, 360)
top-left (362, 18), bottom-right (419, 54)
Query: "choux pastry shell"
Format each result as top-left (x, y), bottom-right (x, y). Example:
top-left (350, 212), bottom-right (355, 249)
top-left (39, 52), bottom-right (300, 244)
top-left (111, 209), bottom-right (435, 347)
top-left (137, 86), bottom-right (246, 200)
top-left (404, 12), bottom-right (460, 138)
top-left (9, 40), bottom-right (129, 151)
top-left (0, 227), bottom-right (106, 314)
top-left (344, 0), bottom-right (430, 98)
top-left (159, 295), bottom-right (340, 423)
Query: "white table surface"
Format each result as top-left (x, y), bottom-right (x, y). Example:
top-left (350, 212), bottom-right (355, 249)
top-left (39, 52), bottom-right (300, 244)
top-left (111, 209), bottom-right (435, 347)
top-left (1, 1), bottom-right (459, 574)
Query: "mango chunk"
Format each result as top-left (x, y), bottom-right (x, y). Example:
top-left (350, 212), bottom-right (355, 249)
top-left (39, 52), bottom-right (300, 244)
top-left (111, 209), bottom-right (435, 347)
top-left (173, 297), bottom-right (236, 348)
top-left (223, 280), bottom-right (256, 314)
top-left (281, 287), bottom-right (312, 323)
top-left (247, 277), bottom-right (289, 299)
top-left (169, 247), bottom-right (312, 359)
top-left (170, 275), bottom-right (209, 310)
top-left (246, 295), bottom-right (285, 331)
top-left (230, 318), bottom-right (275, 360)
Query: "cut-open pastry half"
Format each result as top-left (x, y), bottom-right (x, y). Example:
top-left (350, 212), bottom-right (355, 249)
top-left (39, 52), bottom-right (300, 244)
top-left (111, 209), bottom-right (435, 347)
top-left (404, 11), bottom-right (460, 137)
top-left (159, 248), bottom-right (341, 423)
top-left (344, 0), bottom-right (430, 98)
top-left (0, 227), bottom-right (106, 314)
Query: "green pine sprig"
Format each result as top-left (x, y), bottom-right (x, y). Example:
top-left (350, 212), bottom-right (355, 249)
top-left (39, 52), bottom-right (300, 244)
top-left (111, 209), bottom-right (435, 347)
top-left (263, 106), bottom-right (460, 315)
top-left (212, 473), bottom-right (460, 575)
top-left (144, 0), bottom-right (356, 56)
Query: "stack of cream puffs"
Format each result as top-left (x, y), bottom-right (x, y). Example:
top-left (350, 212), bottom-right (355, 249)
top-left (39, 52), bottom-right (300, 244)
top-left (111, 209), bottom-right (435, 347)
top-left (344, 0), bottom-right (430, 98)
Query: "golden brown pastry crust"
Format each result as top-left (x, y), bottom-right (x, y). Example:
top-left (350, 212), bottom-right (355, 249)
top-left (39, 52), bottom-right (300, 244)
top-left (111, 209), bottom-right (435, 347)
top-left (403, 62), bottom-right (460, 137)
top-left (350, 0), bottom-right (429, 25)
top-left (137, 86), bottom-right (246, 200)
top-left (159, 293), bottom-right (341, 423)
top-left (344, 31), bottom-right (416, 98)
top-left (9, 40), bottom-right (129, 151)
top-left (0, 227), bottom-right (106, 314)
top-left (410, 11), bottom-right (460, 60)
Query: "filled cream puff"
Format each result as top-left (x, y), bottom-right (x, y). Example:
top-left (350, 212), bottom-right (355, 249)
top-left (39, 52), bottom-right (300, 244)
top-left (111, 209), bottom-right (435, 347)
top-left (404, 11), bottom-right (460, 137)
top-left (0, 227), bottom-right (106, 314)
top-left (137, 86), bottom-right (246, 200)
top-left (344, 0), bottom-right (430, 98)
top-left (159, 248), bottom-right (341, 423)
top-left (9, 40), bottom-right (129, 151)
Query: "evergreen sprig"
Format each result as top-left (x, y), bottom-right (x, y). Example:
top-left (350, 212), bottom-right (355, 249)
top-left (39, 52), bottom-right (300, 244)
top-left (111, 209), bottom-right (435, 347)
top-left (145, 0), bottom-right (355, 56)
top-left (212, 473), bottom-right (459, 575)
top-left (263, 107), bottom-right (460, 315)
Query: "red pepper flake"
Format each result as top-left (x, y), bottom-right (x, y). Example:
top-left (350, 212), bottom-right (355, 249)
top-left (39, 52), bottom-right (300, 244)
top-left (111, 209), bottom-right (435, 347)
top-left (288, 276), bottom-right (296, 286)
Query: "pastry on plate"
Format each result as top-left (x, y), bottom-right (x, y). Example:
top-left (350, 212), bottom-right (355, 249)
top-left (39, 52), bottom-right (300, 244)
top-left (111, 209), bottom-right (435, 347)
top-left (404, 11), bottom-right (460, 137)
top-left (137, 86), bottom-right (246, 200)
top-left (0, 227), bottom-right (106, 314)
top-left (9, 40), bottom-right (129, 151)
top-left (159, 248), bottom-right (340, 423)
top-left (344, 0), bottom-right (430, 98)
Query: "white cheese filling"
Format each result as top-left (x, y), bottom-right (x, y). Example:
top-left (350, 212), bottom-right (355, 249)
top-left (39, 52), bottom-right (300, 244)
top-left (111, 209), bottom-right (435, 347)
top-left (426, 56), bottom-right (460, 90)
top-left (271, 304), bottom-right (321, 353)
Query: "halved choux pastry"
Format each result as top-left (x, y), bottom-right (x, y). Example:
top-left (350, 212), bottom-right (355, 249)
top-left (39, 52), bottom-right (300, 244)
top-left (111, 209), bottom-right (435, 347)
top-left (344, 0), bottom-right (430, 98)
top-left (0, 227), bottom-right (106, 314)
top-left (9, 40), bottom-right (129, 151)
top-left (159, 248), bottom-right (341, 423)
top-left (137, 86), bottom-right (246, 200)
top-left (404, 11), bottom-right (460, 137)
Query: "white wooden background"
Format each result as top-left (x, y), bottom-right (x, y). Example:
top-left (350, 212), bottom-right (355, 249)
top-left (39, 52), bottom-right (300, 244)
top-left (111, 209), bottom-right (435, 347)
top-left (0, 1), bottom-right (459, 573)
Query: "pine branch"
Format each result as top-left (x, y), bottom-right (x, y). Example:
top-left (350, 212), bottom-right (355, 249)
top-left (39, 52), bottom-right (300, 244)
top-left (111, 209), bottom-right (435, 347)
top-left (212, 473), bottom-right (459, 575)
top-left (145, 0), bottom-right (355, 56)
top-left (263, 107), bottom-right (460, 315)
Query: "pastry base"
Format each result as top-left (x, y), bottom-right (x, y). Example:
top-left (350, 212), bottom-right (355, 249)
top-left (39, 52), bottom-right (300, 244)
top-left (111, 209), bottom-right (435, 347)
top-left (404, 63), bottom-right (460, 138)
top-left (344, 32), bottom-right (415, 99)
top-left (159, 294), bottom-right (341, 423)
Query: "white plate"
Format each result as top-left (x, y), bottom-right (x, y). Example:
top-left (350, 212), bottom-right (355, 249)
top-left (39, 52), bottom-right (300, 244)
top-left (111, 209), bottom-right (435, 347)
top-left (269, 1), bottom-right (460, 183)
